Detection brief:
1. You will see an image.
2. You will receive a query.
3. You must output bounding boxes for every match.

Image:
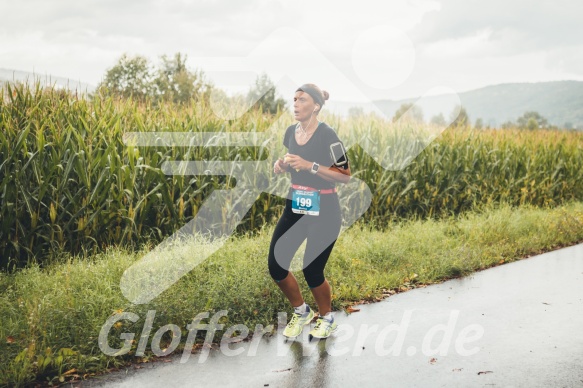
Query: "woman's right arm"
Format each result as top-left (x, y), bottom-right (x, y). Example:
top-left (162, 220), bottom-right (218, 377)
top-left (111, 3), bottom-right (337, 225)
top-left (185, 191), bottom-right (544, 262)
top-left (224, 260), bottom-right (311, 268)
top-left (274, 158), bottom-right (289, 174)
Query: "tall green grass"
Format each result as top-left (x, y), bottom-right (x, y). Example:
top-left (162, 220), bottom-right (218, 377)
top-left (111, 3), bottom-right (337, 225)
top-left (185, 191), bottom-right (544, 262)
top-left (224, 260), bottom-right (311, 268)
top-left (1, 82), bottom-right (582, 268)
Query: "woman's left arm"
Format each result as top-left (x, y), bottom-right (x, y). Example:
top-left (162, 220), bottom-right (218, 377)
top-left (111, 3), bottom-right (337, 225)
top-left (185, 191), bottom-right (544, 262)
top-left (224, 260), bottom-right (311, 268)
top-left (285, 154), bottom-right (351, 184)
top-left (313, 165), bottom-right (351, 184)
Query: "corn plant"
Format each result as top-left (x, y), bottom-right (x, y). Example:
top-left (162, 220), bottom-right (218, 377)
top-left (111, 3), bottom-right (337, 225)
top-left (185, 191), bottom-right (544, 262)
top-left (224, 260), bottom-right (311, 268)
top-left (1, 82), bottom-right (582, 268)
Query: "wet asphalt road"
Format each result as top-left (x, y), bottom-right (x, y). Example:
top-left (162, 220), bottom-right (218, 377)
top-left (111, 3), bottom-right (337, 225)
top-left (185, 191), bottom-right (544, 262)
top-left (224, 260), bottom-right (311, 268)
top-left (81, 243), bottom-right (583, 388)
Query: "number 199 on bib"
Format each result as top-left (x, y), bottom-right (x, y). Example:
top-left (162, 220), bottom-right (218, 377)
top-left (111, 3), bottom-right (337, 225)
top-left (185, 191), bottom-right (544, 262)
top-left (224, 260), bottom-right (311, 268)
top-left (296, 197), bottom-right (312, 207)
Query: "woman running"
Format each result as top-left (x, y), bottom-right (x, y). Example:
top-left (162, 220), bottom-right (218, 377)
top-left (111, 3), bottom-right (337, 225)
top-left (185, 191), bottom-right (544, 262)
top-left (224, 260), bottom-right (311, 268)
top-left (270, 83), bottom-right (351, 340)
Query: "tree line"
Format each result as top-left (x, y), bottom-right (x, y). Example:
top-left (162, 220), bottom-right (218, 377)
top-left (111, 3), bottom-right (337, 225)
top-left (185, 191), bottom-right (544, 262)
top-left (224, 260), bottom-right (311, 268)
top-left (95, 52), bottom-right (286, 114)
top-left (96, 52), bottom-right (572, 130)
top-left (350, 102), bottom-right (572, 130)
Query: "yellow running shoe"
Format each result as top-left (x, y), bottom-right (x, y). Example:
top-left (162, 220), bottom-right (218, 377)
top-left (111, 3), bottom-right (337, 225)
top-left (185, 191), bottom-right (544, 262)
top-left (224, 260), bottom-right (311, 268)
top-left (283, 306), bottom-right (314, 338)
top-left (308, 315), bottom-right (338, 340)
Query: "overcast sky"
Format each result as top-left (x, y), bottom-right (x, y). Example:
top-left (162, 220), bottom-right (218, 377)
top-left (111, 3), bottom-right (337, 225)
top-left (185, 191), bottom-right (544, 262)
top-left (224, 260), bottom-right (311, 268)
top-left (1, 0), bottom-right (582, 102)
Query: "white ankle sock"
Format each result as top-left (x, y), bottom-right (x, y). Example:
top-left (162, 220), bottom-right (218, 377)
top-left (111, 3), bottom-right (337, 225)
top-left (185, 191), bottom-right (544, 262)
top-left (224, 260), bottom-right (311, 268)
top-left (294, 302), bottom-right (308, 315)
top-left (322, 312), bottom-right (333, 322)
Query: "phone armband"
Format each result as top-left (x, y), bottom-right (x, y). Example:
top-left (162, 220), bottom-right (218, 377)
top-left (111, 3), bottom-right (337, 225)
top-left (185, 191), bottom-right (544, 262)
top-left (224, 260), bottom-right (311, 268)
top-left (329, 142), bottom-right (348, 167)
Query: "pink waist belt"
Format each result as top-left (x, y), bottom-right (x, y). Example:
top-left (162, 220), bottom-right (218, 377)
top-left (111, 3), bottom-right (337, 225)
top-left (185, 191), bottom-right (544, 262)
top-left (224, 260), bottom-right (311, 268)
top-left (291, 184), bottom-right (337, 194)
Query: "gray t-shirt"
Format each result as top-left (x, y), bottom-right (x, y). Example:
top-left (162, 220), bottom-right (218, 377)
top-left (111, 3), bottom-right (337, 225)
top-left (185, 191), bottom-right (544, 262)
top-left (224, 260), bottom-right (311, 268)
top-left (283, 121), bottom-right (349, 190)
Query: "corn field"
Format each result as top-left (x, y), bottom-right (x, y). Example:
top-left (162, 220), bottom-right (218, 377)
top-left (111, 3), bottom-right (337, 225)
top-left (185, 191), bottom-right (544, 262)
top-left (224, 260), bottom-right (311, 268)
top-left (1, 83), bottom-right (582, 269)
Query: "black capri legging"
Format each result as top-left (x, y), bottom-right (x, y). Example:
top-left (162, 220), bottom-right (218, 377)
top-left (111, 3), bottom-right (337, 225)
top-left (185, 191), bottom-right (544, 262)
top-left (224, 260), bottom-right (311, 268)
top-left (268, 190), bottom-right (342, 288)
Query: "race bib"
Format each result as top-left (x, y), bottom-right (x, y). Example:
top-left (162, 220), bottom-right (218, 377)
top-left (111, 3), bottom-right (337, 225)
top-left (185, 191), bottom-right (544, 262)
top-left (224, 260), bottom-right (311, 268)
top-left (291, 189), bottom-right (320, 216)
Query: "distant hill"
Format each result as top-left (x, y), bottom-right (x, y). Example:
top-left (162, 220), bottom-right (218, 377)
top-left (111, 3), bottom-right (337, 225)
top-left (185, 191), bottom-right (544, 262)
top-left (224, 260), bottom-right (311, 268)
top-left (1, 69), bottom-right (581, 129)
top-left (372, 81), bottom-right (583, 129)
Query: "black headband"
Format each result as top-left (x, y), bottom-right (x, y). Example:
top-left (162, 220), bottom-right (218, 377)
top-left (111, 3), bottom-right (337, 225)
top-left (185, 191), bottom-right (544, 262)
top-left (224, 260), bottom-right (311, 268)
top-left (296, 84), bottom-right (324, 107)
